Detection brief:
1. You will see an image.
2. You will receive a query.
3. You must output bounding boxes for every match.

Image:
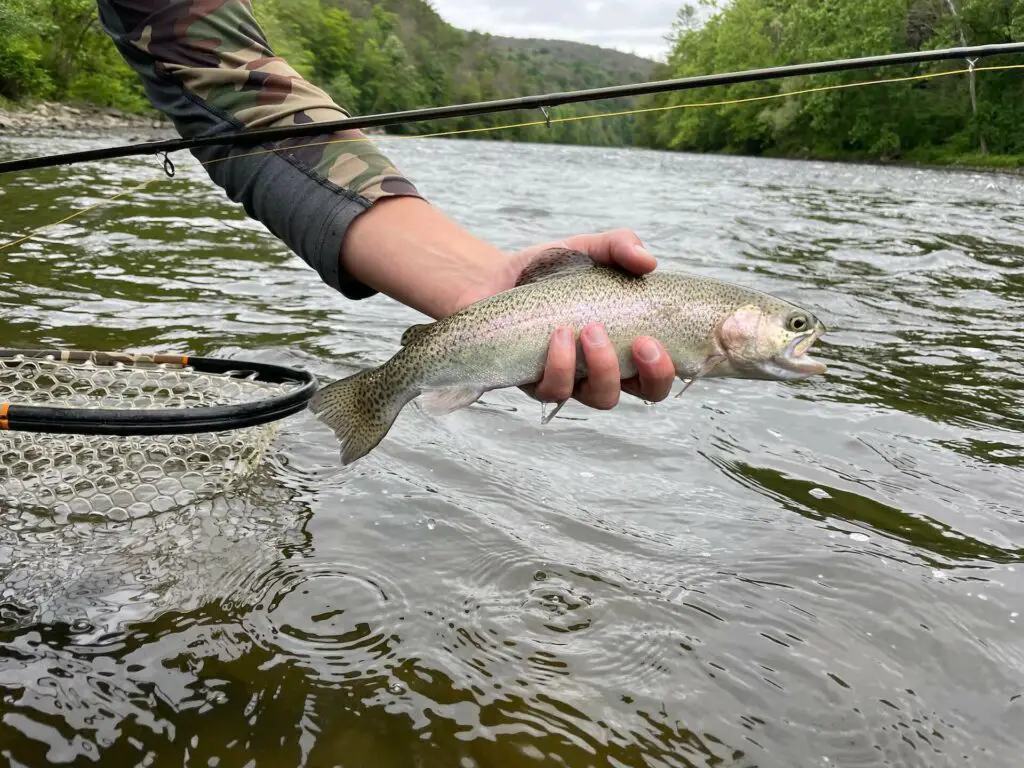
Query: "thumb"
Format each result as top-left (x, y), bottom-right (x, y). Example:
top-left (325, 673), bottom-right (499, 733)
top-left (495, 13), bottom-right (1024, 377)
top-left (557, 229), bottom-right (656, 276)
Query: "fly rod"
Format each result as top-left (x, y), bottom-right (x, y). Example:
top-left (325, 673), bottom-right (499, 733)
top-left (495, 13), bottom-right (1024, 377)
top-left (1, 42), bottom-right (1022, 176)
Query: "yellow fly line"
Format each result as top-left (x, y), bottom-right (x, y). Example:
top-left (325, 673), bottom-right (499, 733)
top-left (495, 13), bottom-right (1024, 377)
top-left (1, 62), bottom-right (1020, 253)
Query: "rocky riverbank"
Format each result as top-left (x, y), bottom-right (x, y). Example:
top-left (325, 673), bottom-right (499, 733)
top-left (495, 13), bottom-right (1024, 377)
top-left (0, 100), bottom-right (389, 142)
top-left (0, 101), bottom-right (176, 141)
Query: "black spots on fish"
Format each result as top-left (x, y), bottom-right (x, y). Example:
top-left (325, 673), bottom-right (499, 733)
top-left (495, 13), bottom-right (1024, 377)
top-left (514, 248), bottom-right (603, 287)
top-left (401, 323), bottom-right (433, 346)
top-left (309, 362), bottom-right (420, 465)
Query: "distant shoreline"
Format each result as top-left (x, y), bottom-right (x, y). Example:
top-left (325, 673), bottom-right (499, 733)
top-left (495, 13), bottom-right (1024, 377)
top-left (0, 100), bottom-right (392, 143)
top-left (2, 100), bottom-right (1019, 177)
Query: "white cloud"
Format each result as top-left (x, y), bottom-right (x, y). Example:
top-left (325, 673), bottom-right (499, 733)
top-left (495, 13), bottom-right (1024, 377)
top-left (427, 0), bottom-right (681, 60)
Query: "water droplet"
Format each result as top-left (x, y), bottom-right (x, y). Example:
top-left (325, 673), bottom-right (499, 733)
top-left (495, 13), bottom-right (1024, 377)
top-left (425, 518), bottom-right (436, 531)
top-left (579, 471), bottom-right (594, 478)
top-left (849, 532), bottom-right (870, 542)
top-left (809, 487), bottom-right (831, 499)
top-left (978, 594), bottom-right (988, 601)
top-left (931, 570), bottom-right (947, 580)
top-left (387, 681), bottom-right (405, 695)
top-left (1011, 612), bottom-right (1019, 618)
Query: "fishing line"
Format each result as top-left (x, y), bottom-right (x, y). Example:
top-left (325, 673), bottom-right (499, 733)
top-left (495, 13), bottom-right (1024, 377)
top-left (203, 63), bottom-right (1024, 166)
top-left (1, 41), bottom-right (1021, 174)
top-left (0, 176), bottom-right (160, 252)
top-left (1, 62), bottom-right (1020, 253)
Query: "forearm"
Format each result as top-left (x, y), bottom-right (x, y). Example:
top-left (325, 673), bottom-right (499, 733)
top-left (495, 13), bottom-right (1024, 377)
top-left (96, 0), bottom-right (423, 299)
top-left (342, 197), bottom-right (506, 319)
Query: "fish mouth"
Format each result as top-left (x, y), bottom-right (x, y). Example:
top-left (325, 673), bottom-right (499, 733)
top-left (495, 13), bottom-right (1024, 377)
top-left (769, 326), bottom-right (828, 379)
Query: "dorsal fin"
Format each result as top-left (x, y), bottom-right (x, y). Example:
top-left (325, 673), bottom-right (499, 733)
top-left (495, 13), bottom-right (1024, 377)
top-left (515, 248), bottom-right (600, 287)
top-left (400, 322), bottom-right (433, 346)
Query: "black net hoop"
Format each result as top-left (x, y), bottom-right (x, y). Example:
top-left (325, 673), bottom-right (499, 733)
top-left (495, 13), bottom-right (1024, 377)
top-left (0, 348), bottom-right (318, 520)
top-left (0, 348), bottom-right (316, 435)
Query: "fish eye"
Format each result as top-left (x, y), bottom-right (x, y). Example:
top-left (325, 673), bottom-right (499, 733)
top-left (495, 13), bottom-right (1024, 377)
top-left (786, 313), bottom-right (810, 333)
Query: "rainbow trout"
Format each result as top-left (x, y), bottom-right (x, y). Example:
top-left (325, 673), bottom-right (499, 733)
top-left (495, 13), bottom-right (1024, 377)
top-left (310, 248), bottom-right (827, 464)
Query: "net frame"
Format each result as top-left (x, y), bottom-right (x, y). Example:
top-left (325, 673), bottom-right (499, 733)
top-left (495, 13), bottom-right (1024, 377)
top-left (0, 348), bottom-right (319, 521)
top-left (0, 348), bottom-right (317, 435)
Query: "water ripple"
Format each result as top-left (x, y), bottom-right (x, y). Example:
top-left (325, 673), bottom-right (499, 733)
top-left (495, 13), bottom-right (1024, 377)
top-left (232, 556), bottom-right (410, 685)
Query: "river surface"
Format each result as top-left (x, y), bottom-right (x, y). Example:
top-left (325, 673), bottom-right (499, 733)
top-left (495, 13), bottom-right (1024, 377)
top-left (0, 133), bottom-right (1022, 767)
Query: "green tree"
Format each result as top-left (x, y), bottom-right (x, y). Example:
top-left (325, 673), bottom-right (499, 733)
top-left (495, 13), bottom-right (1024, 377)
top-left (0, 0), bottom-right (53, 99)
top-left (637, 0), bottom-right (1024, 165)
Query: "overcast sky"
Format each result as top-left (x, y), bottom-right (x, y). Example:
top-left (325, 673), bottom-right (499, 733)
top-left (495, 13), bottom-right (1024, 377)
top-left (428, 0), bottom-right (681, 61)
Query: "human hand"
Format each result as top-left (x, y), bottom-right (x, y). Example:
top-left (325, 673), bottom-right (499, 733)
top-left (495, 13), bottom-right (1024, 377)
top-left (496, 229), bottom-right (677, 415)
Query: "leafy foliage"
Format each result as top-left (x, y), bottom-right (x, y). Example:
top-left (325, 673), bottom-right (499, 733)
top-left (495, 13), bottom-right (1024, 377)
top-left (3, 0), bottom-right (1020, 164)
top-left (1, 0), bottom-right (148, 109)
top-left (633, 0), bottom-right (1024, 163)
top-left (1, 0), bottom-right (650, 147)
top-left (0, 0), bottom-right (55, 100)
top-left (489, 37), bottom-right (655, 89)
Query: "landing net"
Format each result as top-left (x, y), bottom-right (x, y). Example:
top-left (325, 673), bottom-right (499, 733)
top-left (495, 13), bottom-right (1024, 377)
top-left (0, 349), bottom-right (316, 520)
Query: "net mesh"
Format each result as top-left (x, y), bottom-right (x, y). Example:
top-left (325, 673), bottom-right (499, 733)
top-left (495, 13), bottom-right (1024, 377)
top-left (0, 353), bottom-right (298, 521)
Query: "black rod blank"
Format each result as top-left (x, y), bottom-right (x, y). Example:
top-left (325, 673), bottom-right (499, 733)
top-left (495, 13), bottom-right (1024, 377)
top-left (1, 43), bottom-right (1021, 176)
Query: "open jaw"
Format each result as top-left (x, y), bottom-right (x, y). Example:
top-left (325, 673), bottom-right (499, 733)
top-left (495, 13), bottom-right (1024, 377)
top-left (777, 328), bottom-right (827, 377)
top-left (758, 328), bottom-right (827, 380)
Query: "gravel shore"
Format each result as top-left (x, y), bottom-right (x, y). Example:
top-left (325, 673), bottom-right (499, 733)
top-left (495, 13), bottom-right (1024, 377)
top-left (0, 101), bottom-right (176, 141)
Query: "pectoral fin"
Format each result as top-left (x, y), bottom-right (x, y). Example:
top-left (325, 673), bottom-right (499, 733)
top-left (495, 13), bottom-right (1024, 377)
top-left (540, 399), bottom-right (568, 424)
top-left (675, 354), bottom-right (726, 398)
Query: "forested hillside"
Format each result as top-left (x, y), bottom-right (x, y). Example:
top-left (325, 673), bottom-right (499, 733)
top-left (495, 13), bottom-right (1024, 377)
top-left (632, 0), bottom-right (1024, 167)
top-left (1, 0), bottom-right (1021, 166)
top-left (490, 37), bottom-right (656, 89)
top-left (0, 0), bottom-right (652, 147)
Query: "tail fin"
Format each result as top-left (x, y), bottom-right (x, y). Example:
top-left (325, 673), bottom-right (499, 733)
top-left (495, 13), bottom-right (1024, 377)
top-left (309, 365), bottom-right (413, 465)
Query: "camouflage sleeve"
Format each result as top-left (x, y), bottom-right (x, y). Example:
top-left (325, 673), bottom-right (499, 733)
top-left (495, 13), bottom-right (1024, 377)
top-left (96, 0), bottom-right (424, 300)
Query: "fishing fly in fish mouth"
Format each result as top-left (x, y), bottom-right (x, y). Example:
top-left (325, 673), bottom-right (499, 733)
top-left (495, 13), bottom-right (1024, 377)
top-left (309, 247), bottom-right (828, 466)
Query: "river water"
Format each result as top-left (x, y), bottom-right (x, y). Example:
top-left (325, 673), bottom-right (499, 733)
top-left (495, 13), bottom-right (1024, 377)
top-left (0, 133), bottom-right (1022, 767)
